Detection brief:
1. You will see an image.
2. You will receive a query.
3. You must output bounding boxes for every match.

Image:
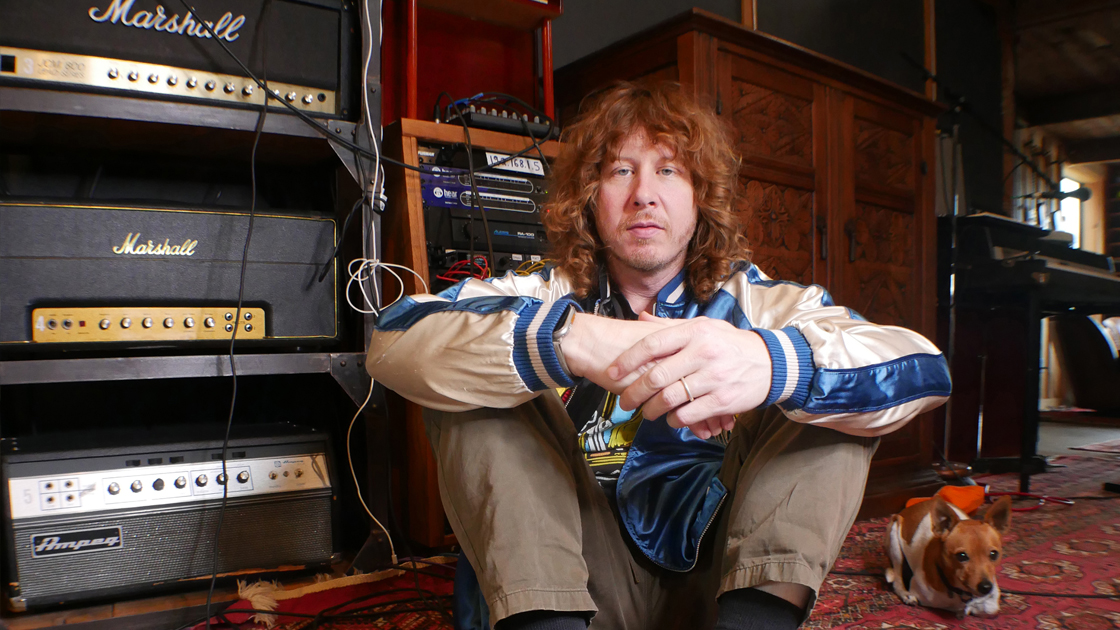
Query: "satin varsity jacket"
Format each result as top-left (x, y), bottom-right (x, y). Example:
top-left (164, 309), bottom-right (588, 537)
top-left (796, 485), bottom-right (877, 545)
top-left (366, 263), bottom-right (951, 571)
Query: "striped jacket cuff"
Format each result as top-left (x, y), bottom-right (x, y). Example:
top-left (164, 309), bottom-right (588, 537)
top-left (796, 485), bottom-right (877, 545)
top-left (512, 298), bottom-right (579, 391)
top-left (754, 326), bottom-right (814, 409)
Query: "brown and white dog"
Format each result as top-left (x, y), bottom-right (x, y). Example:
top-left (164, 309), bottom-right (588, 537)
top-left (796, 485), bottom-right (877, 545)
top-left (885, 495), bottom-right (1013, 617)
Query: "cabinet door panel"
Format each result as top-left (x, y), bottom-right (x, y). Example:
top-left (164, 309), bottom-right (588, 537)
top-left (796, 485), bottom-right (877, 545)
top-left (720, 50), bottom-right (826, 287)
top-left (738, 180), bottom-right (815, 286)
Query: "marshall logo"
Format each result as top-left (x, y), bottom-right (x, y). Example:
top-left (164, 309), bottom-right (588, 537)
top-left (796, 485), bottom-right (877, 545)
top-left (88, 0), bottom-right (246, 42)
top-left (31, 527), bottom-right (123, 558)
top-left (113, 233), bottom-right (198, 256)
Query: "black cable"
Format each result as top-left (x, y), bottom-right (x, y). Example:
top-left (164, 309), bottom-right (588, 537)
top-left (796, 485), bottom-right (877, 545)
top-left (202, 6), bottom-right (270, 627)
top-left (443, 93), bottom-right (497, 274)
top-left (317, 195), bottom-right (365, 283)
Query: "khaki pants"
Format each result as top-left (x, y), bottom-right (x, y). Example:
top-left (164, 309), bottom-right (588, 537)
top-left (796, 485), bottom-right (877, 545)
top-left (423, 393), bottom-right (879, 630)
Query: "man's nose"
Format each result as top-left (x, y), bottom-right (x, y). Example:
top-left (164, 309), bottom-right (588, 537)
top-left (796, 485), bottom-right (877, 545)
top-left (631, 171), bottom-right (657, 208)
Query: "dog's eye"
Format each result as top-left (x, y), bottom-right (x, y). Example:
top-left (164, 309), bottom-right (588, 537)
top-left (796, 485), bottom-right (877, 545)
top-left (955, 552), bottom-right (969, 562)
top-left (990, 550), bottom-right (999, 560)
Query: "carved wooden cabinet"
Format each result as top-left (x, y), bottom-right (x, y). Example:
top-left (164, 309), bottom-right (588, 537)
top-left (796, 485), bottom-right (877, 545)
top-left (556, 9), bottom-right (943, 516)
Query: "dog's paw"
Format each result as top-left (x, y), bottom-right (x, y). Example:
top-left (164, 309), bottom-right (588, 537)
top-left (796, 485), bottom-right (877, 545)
top-left (885, 567), bottom-right (896, 584)
top-left (900, 593), bottom-right (920, 606)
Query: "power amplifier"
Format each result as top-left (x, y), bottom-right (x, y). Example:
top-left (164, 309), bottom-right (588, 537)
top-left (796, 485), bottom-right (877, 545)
top-left (0, 0), bottom-right (356, 119)
top-left (1, 424), bottom-right (336, 611)
top-left (0, 202), bottom-right (338, 350)
top-left (417, 142), bottom-right (550, 283)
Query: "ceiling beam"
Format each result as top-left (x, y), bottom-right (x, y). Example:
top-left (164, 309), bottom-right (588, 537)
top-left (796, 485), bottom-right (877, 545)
top-left (1067, 136), bottom-right (1120, 163)
top-left (1020, 86), bottom-right (1120, 126)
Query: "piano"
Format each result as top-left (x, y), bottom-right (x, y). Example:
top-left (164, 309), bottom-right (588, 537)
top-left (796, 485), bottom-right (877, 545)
top-left (948, 213), bottom-right (1120, 492)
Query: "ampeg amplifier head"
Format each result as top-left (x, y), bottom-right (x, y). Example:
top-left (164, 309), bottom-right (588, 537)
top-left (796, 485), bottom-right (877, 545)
top-left (0, 202), bottom-right (339, 350)
top-left (1, 423), bottom-right (337, 610)
top-left (0, 0), bottom-right (357, 119)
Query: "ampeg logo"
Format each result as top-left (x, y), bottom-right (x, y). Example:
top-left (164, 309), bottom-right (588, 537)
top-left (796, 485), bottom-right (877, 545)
top-left (31, 527), bottom-right (123, 558)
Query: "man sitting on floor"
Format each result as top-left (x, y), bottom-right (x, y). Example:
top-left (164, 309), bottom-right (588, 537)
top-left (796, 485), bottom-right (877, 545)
top-left (366, 81), bottom-right (951, 630)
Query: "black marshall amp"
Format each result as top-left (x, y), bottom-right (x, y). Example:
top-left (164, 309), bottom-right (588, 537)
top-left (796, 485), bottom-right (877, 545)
top-left (0, 202), bottom-right (338, 349)
top-left (1, 424), bottom-right (337, 610)
top-left (0, 0), bottom-right (357, 119)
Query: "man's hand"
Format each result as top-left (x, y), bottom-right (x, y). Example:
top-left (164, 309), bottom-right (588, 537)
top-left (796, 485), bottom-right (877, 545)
top-left (559, 312), bottom-right (681, 389)
top-left (607, 314), bottom-right (773, 439)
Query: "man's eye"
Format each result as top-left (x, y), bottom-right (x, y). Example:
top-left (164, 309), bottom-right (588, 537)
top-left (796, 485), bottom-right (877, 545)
top-left (659, 167), bottom-right (676, 176)
top-left (955, 552), bottom-right (969, 562)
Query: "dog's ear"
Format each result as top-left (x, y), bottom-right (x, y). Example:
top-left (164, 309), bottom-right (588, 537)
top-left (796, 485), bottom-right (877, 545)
top-left (984, 495), bottom-right (1013, 534)
top-left (931, 496), bottom-right (961, 535)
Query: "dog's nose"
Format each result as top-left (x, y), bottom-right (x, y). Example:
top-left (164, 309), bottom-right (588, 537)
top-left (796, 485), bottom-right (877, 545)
top-left (977, 580), bottom-right (993, 595)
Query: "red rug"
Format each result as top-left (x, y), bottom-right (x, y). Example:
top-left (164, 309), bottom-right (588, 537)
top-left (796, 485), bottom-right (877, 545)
top-left (808, 455), bottom-right (1120, 629)
top-left (192, 559), bottom-right (455, 630)
top-left (1072, 438), bottom-right (1120, 454)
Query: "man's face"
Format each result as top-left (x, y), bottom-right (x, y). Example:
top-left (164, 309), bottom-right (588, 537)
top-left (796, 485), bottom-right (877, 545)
top-left (595, 133), bottom-right (698, 277)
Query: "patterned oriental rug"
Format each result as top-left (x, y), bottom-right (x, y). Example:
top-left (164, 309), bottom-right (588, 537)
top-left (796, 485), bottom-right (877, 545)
top-left (193, 456), bottom-right (1120, 630)
top-left (1073, 438), bottom-right (1120, 454)
top-left (191, 559), bottom-right (456, 630)
top-left (809, 455), bottom-right (1120, 630)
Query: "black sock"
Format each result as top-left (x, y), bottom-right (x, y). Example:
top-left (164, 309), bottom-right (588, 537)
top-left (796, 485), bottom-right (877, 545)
top-left (713, 587), bottom-right (805, 630)
top-left (494, 610), bottom-right (589, 630)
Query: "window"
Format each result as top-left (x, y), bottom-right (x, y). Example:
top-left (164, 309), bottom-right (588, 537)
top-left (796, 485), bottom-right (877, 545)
top-left (1053, 177), bottom-right (1082, 249)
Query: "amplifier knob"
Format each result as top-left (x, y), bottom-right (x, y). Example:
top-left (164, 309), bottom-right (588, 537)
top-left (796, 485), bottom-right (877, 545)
top-left (108, 68), bottom-right (119, 79)
top-left (501, 110), bottom-right (509, 118)
top-left (148, 73), bottom-right (159, 84)
top-left (205, 80), bottom-right (216, 91)
top-left (187, 77), bottom-right (198, 89)
top-left (62, 319), bottom-right (73, 329)
top-left (130, 480), bottom-right (142, 493)
top-left (120, 317), bottom-right (131, 329)
top-left (195, 474), bottom-right (208, 487)
top-left (225, 323), bottom-right (234, 333)
top-left (167, 76), bottom-right (178, 87)
top-left (216, 473), bottom-right (227, 485)
top-left (142, 317), bottom-right (153, 329)
top-left (175, 476), bottom-right (187, 489)
top-left (243, 312), bottom-right (253, 320)
top-left (294, 469), bottom-right (304, 478)
top-left (204, 317), bottom-right (215, 328)
top-left (225, 312), bottom-right (234, 321)
top-left (99, 319), bottom-right (111, 330)
top-left (480, 107), bottom-right (488, 115)
top-left (184, 317), bottom-right (195, 328)
top-left (269, 471), bottom-right (278, 480)
top-left (163, 317), bottom-right (174, 328)
top-left (47, 319), bottom-right (58, 330)
top-left (244, 323), bottom-right (253, 332)
top-left (302, 94), bottom-right (313, 105)
top-left (286, 91), bottom-right (297, 102)
top-left (108, 482), bottom-right (120, 495)
top-left (224, 82), bottom-right (235, 93)
top-left (128, 70), bottom-right (139, 82)
top-left (236, 471), bottom-right (249, 483)
top-left (152, 478), bottom-right (165, 491)
top-left (242, 84), bottom-right (254, 96)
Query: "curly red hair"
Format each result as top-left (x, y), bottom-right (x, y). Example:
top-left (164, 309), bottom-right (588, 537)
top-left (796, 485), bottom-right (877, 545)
top-left (543, 81), bottom-right (750, 302)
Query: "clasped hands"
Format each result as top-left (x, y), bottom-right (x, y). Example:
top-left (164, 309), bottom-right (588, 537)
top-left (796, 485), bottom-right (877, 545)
top-left (559, 312), bottom-right (773, 439)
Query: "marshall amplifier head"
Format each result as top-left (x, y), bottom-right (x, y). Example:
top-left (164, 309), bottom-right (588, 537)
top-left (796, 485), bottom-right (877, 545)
top-left (0, 0), bottom-right (357, 119)
top-left (1, 423), bottom-right (336, 610)
top-left (0, 202), bottom-right (338, 350)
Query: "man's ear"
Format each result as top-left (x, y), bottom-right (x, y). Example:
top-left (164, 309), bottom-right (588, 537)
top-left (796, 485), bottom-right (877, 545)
top-left (931, 496), bottom-right (961, 536)
top-left (984, 496), bottom-right (1013, 534)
